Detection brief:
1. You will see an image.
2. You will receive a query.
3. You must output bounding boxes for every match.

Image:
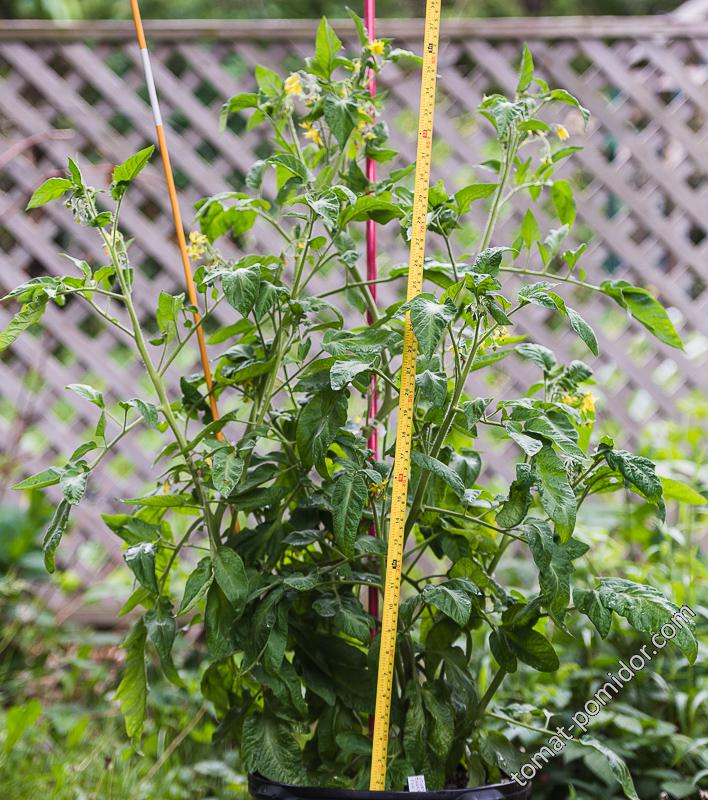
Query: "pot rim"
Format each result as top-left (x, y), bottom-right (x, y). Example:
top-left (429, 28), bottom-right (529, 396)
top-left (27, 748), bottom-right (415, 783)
top-left (248, 772), bottom-right (531, 800)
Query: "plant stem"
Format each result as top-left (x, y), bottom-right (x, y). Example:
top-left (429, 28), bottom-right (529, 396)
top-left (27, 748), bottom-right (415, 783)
top-left (475, 666), bottom-right (507, 719)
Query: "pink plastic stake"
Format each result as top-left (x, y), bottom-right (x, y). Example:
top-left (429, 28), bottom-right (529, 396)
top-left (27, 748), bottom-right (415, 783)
top-left (365, 0), bottom-right (380, 627)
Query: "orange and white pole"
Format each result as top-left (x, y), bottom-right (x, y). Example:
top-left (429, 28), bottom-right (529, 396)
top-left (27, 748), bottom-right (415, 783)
top-left (129, 0), bottom-right (220, 426)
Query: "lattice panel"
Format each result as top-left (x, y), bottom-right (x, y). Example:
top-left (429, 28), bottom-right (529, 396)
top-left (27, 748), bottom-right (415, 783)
top-left (0, 21), bottom-right (706, 565)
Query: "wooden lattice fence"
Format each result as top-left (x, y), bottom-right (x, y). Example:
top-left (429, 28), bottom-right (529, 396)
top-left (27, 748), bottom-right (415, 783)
top-left (1, 17), bottom-right (707, 574)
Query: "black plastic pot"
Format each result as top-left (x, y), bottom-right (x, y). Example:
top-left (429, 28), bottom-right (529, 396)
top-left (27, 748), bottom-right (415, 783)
top-left (249, 773), bottom-right (532, 800)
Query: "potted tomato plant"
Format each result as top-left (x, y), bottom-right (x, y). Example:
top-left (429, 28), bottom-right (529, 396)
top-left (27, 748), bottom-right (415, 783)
top-left (6, 16), bottom-right (696, 799)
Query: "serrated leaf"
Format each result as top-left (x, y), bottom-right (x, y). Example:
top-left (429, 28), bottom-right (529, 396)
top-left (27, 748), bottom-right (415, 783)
top-left (332, 470), bottom-right (368, 556)
top-left (266, 154), bottom-right (311, 184)
top-left (115, 620), bottom-right (148, 743)
top-left (213, 546), bottom-right (248, 613)
top-left (516, 342), bottom-right (557, 373)
top-left (534, 445), bottom-right (576, 541)
top-left (26, 177), bottom-right (72, 209)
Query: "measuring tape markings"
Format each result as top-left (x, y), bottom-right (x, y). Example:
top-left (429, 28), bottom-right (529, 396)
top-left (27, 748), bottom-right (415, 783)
top-left (369, 0), bottom-right (442, 790)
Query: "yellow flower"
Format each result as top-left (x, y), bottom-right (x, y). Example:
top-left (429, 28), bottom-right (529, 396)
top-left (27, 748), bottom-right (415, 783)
top-left (493, 326), bottom-right (509, 340)
top-left (555, 124), bottom-right (570, 141)
top-left (561, 394), bottom-right (576, 405)
top-left (300, 122), bottom-right (322, 146)
top-left (367, 39), bottom-right (385, 56)
top-left (284, 73), bottom-right (303, 96)
top-left (187, 230), bottom-right (208, 260)
top-left (352, 58), bottom-right (362, 72)
top-left (580, 392), bottom-right (595, 413)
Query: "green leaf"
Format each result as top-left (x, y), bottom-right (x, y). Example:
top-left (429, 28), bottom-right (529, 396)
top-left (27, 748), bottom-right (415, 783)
top-left (411, 451), bottom-right (466, 498)
top-left (454, 183), bottom-right (496, 214)
top-left (242, 711), bottom-right (305, 784)
top-left (519, 208), bottom-right (540, 251)
top-left (178, 557), bottom-right (212, 614)
top-left (60, 466), bottom-right (88, 505)
top-left (534, 445), bottom-right (576, 541)
top-left (296, 389), bottom-right (348, 471)
top-left (549, 89), bottom-right (590, 127)
top-left (340, 195), bottom-right (403, 225)
top-left (525, 410), bottom-right (584, 460)
top-left (111, 146), bottom-right (155, 198)
top-left (567, 307), bottom-right (599, 356)
top-left (472, 246), bottom-right (513, 276)
top-left (26, 177), bottom-right (72, 210)
top-left (516, 44), bottom-right (534, 92)
top-left (115, 620), bottom-right (148, 743)
top-left (489, 630), bottom-right (517, 673)
top-left (266, 154), bottom-right (311, 184)
top-left (330, 358), bottom-right (374, 391)
top-left (332, 470), bottom-right (368, 556)
top-left (122, 398), bottom-right (160, 430)
top-left (573, 737), bottom-right (639, 800)
top-left (516, 342), bottom-right (557, 373)
top-left (12, 466), bottom-right (62, 491)
top-left (124, 542), bottom-right (159, 594)
top-left (407, 293), bottom-right (456, 358)
top-left (221, 265), bottom-right (261, 317)
top-left (309, 17), bottom-right (342, 79)
top-left (660, 476), bottom-right (706, 505)
top-left (551, 179), bottom-right (576, 226)
top-left (422, 580), bottom-right (472, 626)
top-left (67, 383), bottom-right (105, 408)
top-left (416, 368), bottom-right (448, 406)
top-left (505, 626), bottom-right (559, 672)
top-left (324, 95), bottom-right (357, 147)
top-left (525, 518), bottom-right (588, 626)
top-left (422, 682), bottom-right (455, 759)
top-left (213, 546), bottom-right (248, 613)
top-left (42, 499), bottom-right (71, 573)
top-left (601, 280), bottom-right (682, 350)
top-left (254, 64), bottom-right (283, 96)
top-left (0, 297), bottom-right (49, 353)
top-left (122, 493), bottom-right (196, 508)
top-left (595, 577), bottom-right (697, 663)
top-left (605, 449), bottom-right (663, 508)
top-left (574, 588), bottom-right (612, 637)
top-left (211, 446), bottom-right (244, 495)
top-left (4, 698), bottom-right (42, 752)
top-left (145, 599), bottom-right (184, 688)
top-left (497, 463), bottom-right (533, 528)
top-left (205, 583), bottom-right (235, 659)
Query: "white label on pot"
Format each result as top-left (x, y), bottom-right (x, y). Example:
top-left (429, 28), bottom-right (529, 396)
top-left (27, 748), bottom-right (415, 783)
top-left (407, 775), bottom-right (427, 792)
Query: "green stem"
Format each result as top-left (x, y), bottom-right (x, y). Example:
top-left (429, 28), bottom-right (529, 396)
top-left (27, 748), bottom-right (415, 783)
top-left (475, 667), bottom-right (507, 719)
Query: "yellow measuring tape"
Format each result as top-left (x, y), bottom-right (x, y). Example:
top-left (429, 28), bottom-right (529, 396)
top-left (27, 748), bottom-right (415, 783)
top-left (369, 0), bottom-right (442, 790)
